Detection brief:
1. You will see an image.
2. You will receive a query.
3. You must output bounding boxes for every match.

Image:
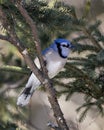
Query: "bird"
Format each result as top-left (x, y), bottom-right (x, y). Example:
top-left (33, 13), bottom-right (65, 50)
top-left (17, 38), bottom-right (74, 106)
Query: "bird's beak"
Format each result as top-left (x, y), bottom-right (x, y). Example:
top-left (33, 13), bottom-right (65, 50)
top-left (69, 43), bottom-right (75, 49)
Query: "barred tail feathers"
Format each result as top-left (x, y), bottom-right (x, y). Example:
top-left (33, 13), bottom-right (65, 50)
top-left (17, 73), bottom-right (41, 106)
top-left (17, 85), bottom-right (33, 106)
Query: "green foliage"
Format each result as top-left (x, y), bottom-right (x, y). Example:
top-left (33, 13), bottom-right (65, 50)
top-left (0, 122), bottom-right (17, 130)
top-left (54, 12), bottom-right (104, 121)
top-left (0, 48), bottom-right (29, 129)
top-left (0, 0), bottom-right (104, 128)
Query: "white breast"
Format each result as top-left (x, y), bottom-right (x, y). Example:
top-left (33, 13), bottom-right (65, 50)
top-left (47, 60), bottom-right (62, 78)
top-left (45, 49), bottom-right (67, 78)
top-left (34, 49), bottom-right (67, 79)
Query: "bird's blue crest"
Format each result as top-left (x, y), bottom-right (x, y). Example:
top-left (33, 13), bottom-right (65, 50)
top-left (54, 38), bottom-right (74, 48)
top-left (42, 38), bottom-right (73, 56)
top-left (54, 38), bottom-right (70, 44)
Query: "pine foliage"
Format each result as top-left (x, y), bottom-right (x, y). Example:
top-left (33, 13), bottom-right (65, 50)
top-left (0, 0), bottom-right (104, 129)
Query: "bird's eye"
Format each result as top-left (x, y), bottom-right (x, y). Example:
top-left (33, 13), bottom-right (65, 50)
top-left (62, 44), bottom-right (67, 47)
top-left (62, 44), bottom-right (69, 48)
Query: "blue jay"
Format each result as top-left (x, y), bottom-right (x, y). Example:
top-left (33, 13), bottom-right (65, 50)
top-left (17, 38), bottom-right (73, 106)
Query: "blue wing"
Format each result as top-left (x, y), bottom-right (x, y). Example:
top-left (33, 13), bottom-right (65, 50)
top-left (42, 47), bottom-right (50, 55)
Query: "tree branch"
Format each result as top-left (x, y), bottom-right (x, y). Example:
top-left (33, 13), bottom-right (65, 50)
top-left (83, 28), bottom-right (102, 51)
top-left (16, 1), bottom-right (47, 73)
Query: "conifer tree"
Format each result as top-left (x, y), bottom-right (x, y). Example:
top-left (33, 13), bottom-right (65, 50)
top-left (0, 0), bottom-right (104, 129)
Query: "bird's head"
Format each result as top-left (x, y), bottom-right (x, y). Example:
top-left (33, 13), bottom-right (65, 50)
top-left (51, 38), bottom-right (74, 58)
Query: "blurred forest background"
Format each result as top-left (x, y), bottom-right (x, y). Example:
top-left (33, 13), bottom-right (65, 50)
top-left (0, 0), bottom-right (104, 130)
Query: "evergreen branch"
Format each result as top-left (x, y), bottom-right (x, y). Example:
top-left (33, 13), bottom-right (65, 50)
top-left (55, 63), bottom-right (101, 100)
top-left (69, 6), bottom-right (102, 52)
top-left (89, 20), bottom-right (101, 32)
top-left (0, 77), bottom-right (27, 94)
top-left (68, 57), bottom-right (88, 62)
top-left (0, 65), bottom-right (30, 74)
top-left (66, 63), bottom-right (86, 75)
top-left (72, 35), bottom-right (88, 42)
top-left (54, 80), bottom-right (72, 89)
top-left (65, 64), bottom-right (100, 97)
top-left (78, 105), bottom-right (91, 122)
top-left (82, 28), bottom-right (102, 51)
top-left (77, 98), bottom-right (104, 112)
top-left (74, 43), bottom-right (100, 53)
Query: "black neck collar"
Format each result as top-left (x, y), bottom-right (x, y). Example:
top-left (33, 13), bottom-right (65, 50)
top-left (56, 42), bottom-right (67, 59)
